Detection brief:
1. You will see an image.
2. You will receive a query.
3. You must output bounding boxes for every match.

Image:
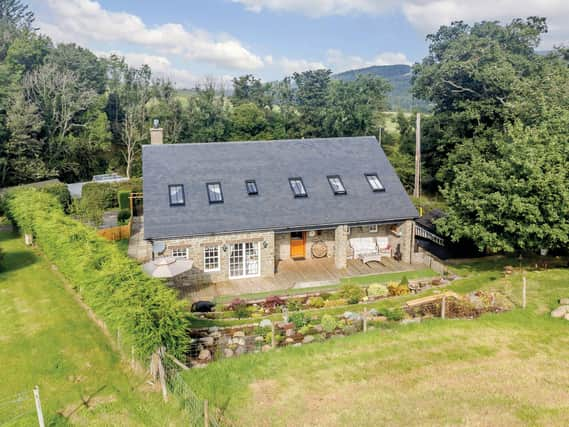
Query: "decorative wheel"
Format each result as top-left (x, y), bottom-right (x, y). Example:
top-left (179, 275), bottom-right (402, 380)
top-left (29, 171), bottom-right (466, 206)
top-left (311, 240), bottom-right (328, 258)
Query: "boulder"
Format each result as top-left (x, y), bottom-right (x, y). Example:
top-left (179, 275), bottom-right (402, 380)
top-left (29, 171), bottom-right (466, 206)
top-left (223, 348), bottom-right (234, 358)
top-left (565, 313), bottom-right (569, 321)
top-left (259, 319), bottom-right (273, 328)
top-left (368, 308), bottom-right (379, 317)
top-left (234, 346), bottom-right (246, 356)
top-left (285, 328), bottom-right (295, 337)
top-left (200, 336), bottom-right (214, 346)
top-left (302, 335), bottom-right (315, 344)
top-left (261, 344), bottom-right (272, 352)
top-left (559, 298), bottom-right (569, 305)
top-left (198, 349), bottom-right (211, 361)
top-left (313, 324), bottom-right (324, 333)
top-left (285, 337), bottom-right (295, 344)
top-left (210, 331), bottom-right (221, 339)
top-left (254, 336), bottom-right (264, 342)
top-left (551, 305), bottom-right (569, 318)
top-left (233, 331), bottom-right (245, 338)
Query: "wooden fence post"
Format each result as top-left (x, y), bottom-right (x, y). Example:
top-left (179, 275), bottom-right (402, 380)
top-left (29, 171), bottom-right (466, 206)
top-left (271, 323), bottom-right (276, 349)
top-left (522, 276), bottom-right (527, 309)
top-left (157, 347), bottom-right (168, 402)
top-left (204, 399), bottom-right (209, 427)
top-left (33, 386), bottom-right (45, 427)
top-left (441, 296), bottom-right (446, 319)
top-left (363, 308), bottom-right (368, 333)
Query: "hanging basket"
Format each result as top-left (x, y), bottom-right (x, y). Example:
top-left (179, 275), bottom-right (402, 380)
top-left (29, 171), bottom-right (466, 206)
top-left (311, 240), bottom-right (328, 258)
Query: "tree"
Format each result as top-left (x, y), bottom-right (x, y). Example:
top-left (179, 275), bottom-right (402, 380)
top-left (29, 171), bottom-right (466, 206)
top-left (0, 0), bottom-right (35, 30)
top-left (229, 102), bottom-right (269, 140)
top-left (293, 69), bottom-right (332, 137)
top-left (0, 91), bottom-right (52, 185)
top-left (437, 117), bottom-right (569, 253)
top-left (232, 74), bottom-right (268, 107)
top-left (184, 79), bottom-right (229, 142)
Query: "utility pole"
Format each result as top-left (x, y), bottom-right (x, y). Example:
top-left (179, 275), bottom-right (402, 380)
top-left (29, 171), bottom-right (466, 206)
top-left (414, 112), bottom-right (421, 200)
top-left (378, 127), bottom-right (383, 146)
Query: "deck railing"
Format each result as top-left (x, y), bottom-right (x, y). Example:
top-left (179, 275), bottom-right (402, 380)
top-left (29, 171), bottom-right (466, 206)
top-left (415, 224), bottom-right (445, 247)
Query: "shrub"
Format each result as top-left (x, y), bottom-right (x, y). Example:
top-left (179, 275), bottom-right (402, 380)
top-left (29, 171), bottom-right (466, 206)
top-left (386, 308), bottom-right (404, 321)
top-left (387, 282), bottom-right (409, 296)
top-left (400, 276), bottom-right (409, 286)
top-left (117, 209), bottom-right (131, 225)
top-left (367, 283), bottom-right (388, 298)
top-left (4, 188), bottom-right (189, 358)
top-left (339, 283), bottom-right (365, 304)
top-left (290, 311), bottom-right (307, 328)
top-left (40, 183), bottom-right (72, 212)
top-left (286, 299), bottom-right (302, 312)
top-left (320, 314), bottom-right (337, 333)
top-left (264, 332), bottom-right (283, 345)
top-left (307, 296), bottom-right (325, 308)
top-left (298, 325), bottom-right (311, 335)
top-left (324, 298), bottom-right (348, 308)
top-left (263, 295), bottom-right (285, 310)
top-left (117, 190), bottom-right (131, 210)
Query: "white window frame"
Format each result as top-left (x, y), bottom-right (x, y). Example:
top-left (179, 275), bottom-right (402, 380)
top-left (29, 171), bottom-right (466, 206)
top-left (171, 247), bottom-right (188, 259)
top-left (369, 225), bottom-right (379, 233)
top-left (228, 242), bottom-right (261, 279)
top-left (203, 246), bottom-right (220, 272)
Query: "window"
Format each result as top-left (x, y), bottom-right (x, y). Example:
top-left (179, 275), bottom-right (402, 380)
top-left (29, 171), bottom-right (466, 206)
top-left (369, 225), bottom-right (379, 233)
top-left (168, 184), bottom-right (185, 206)
top-left (289, 177), bottom-right (307, 198)
top-left (327, 175), bottom-right (346, 195)
top-left (365, 173), bottom-right (385, 192)
top-left (203, 246), bottom-right (220, 272)
top-left (206, 182), bottom-right (223, 203)
top-left (229, 242), bottom-right (260, 278)
top-left (245, 180), bottom-right (258, 195)
top-left (171, 247), bottom-right (188, 259)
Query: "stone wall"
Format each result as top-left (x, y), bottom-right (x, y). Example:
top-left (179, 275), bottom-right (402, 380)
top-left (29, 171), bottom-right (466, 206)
top-left (399, 220), bottom-right (415, 264)
top-left (162, 230), bottom-right (275, 286)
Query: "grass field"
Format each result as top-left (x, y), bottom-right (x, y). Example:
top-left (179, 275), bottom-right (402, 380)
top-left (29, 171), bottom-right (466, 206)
top-left (183, 258), bottom-right (569, 426)
top-left (0, 231), bottom-right (187, 426)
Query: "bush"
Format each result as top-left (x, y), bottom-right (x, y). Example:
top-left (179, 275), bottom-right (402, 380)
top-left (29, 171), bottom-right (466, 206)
top-left (40, 183), bottom-right (72, 212)
top-left (339, 283), bottom-right (365, 304)
top-left (386, 308), bottom-right (404, 321)
top-left (286, 299), bottom-right (302, 312)
top-left (263, 295), bottom-right (285, 310)
top-left (307, 296), bottom-right (325, 308)
top-left (324, 298), bottom-right (348, 308)
top-left (387, 282), bottom-right (410, 296)
top-left (4, 188), bottom-right (189, 358)
top-left (298, 325), bottom-right (311, 335)
top-left (80, 179), bottom-right (142, 224)
top-left (367, 283), bottom-right (389, 298)
top-left (117, 209), bottom-right (131, 225)
top-left (117, 190), bottom-right (131, 210)
top-left (320, 314), bottom-right (337, 333)
top-left (400, 276), bottom-right (409, 286)
top-left (290, 311), bottom-right (307, 328)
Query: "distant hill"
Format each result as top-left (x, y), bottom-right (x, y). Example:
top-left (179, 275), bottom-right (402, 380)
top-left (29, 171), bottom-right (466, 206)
top-left (333, 64), bottom-right (431, 112)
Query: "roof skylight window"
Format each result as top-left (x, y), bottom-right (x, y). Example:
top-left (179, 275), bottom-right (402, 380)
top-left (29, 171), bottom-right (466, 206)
top-left (289, 178), bottom-right (307, 198)
top-left (365, 173), bottom-right (385, 192)
top-left (207, 182), bottom-right (224, 203)
top-left (327, 175), bottom-right (346, 195)
top-left (168, 184), bottom-right (185, 206)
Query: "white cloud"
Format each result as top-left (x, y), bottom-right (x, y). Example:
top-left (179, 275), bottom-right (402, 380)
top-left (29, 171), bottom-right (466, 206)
top-left (278, 57), bottom-right (327, 74)
top-left (233, 0), bottom-right (396, 17)
top-left (326, 49), bottom-right (411, 72)
top-left (41, 0), bottom-right (264, 70)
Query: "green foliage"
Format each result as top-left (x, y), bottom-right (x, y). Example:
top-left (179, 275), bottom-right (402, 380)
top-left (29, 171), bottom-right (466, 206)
top-left (81, 178), bottom-right (141, 216)
top-left (0, 246), bottom-right (4, 269)
top-left (339, 283), bottom-right (365, 304)
top-left (400, 276), bottom-right (409, 286)
top-left (286, 299), bottom-right (302, 312)
top-left (117, 209), bottom-right (131, 225)
top-left (367, 283), bottom-right (389, 298)
top-left (298, 325), bottom-right (311, 336)
top-left (4, 188), bottom-right (189, 358)
top-left (320, 314), bottom-right (337, 333)
top-left (387, 282), bottom-right (410, 296)
top-left (117, 190), bottom-right (130, 210)
top-left (290, 311), bottom-right (307, 328)
top-left (307, 296), bottom-right (325, 308)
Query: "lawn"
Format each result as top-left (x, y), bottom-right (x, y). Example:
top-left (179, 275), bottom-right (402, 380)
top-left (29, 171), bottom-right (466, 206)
top-left (183, 258), bottom-right (569, 426)
top-left (0, 231), bottom-right (187, 426)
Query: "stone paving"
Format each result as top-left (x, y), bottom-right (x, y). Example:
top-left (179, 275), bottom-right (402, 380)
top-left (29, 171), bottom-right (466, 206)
top-left (127, 216), bottom-right (152, 261)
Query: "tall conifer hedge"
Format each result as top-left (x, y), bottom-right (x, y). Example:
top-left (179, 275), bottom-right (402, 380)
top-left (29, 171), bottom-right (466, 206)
top-left (5, 188), bottom-right (189, 358)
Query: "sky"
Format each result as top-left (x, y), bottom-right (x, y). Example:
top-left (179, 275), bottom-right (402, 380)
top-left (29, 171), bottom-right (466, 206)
top-left (29, 0), bottom-right (569, 88)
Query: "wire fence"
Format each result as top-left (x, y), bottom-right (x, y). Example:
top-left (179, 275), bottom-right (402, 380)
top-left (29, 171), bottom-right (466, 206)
top-left (0, 391), bottom-right (36, 426)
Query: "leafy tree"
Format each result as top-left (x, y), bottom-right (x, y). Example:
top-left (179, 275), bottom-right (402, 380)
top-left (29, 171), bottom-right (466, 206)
top-left (293, 69), bottom-right (332, 137)
top-left (229, 102), bottom-right (269, 140)
top-left (184, 80), bottom-right (229, 142)
top-left (232, 74), bottom-right (268, 107)
top-left (0, 0), bottom-right (34, 30)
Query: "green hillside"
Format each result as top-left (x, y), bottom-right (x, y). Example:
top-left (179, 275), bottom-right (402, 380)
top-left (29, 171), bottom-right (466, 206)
top-left (333, 64), bottom-right (431, 111)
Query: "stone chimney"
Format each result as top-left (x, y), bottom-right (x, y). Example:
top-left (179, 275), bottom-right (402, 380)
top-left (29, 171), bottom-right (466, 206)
top-left (150, 118), bottom-right (163, 145)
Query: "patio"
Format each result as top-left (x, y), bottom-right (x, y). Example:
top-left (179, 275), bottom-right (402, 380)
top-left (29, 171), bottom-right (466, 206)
top-left (175, 256), bottom-right (428, 301)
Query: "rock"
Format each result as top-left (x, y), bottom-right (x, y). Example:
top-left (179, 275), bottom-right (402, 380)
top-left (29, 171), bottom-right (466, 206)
top-left (293, 343), bottom-right (302, 347)
top-left (401, 318), bottom-right (421, 325)
top-left (233, 331), bottom-right (245, 337)
top-left (372, 315), bottom-right (387, 322)
top-left (259, 319), bottom-right (273, 328)
top-left (200, 336), bottom-right (214, 346)
top-left (551, 305), bottom-right (569, 318)
top-left (261, 344), bottom-right (272, 352)
top-left (210, 331), bottom-right (221, 339)
top-left (313, 324), bottom-right (323, 333)
top-left (285, 328), bottom-right (295, 337)
top-left (302, 335), bottom-right (315, 344)
top-left (285, 337), bottom-right (295, 344)
top-left (254, 336), bottom-right (264, 342)
top-left (559, 298), bottom-right (569, 305)
top-left (208, 326), bottom-right (219, 333)
top-left (235, 338), bottom-right (246, 346)
top-left (368, 308), bottom-right (379, 317)
top-left (343, 312), bottom-right (362, 322)
top-left (565, 313), bottom-right (569, 321)
top-left (234, 346), bottom-right (246, 356)
top-left (198, 349), bottom-right (211, 361)
top-left (223, 348), bottom-right (234, 358)
top-left (343, 311), bottom-right (353, 319)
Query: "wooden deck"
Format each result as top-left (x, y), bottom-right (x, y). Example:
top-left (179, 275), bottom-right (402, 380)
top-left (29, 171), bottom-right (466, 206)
top-left (179, 257), bottom-right (427, 301)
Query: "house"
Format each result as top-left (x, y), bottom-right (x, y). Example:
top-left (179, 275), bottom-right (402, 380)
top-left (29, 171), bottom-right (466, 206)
top-left (142, 131), bottom-right (419, 287)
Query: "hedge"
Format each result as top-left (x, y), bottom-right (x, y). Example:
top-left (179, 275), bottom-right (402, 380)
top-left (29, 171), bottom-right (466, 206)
top-left (81, 178), bottom-right (142, 211)
top-left (5, 188), bottom-right (189, 358)
top-left (117, 190), bottom-right (131, 210)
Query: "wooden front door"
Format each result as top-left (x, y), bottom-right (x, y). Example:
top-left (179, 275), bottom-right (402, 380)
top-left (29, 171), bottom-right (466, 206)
top-left (290, 232), bottom-right (306, 259)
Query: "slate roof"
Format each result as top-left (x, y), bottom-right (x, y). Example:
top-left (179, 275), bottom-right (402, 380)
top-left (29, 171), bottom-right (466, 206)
top-left (142, 136), bottom-right (418, 240)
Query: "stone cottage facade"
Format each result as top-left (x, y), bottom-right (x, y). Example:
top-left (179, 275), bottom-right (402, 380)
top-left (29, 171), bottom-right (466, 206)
top-left (142, 135), bottom-right (419, 287)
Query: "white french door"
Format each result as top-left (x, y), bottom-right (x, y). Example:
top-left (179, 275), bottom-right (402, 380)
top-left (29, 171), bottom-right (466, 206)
top-left (229, 242), bottom-right (260, 279)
